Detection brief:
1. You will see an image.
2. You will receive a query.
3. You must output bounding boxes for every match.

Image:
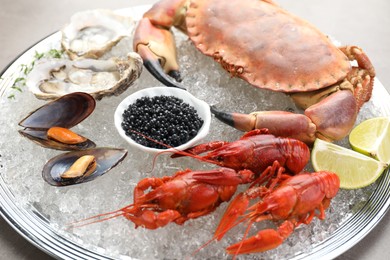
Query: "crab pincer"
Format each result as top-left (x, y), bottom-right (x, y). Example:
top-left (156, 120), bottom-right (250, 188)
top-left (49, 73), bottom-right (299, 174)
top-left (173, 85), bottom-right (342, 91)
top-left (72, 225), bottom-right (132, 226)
top-left (133, 0), bottom-right (187, 89)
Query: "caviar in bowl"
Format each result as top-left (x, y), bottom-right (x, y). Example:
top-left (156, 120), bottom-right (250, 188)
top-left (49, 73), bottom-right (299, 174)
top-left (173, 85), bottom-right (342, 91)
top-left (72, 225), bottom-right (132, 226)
top-left (114, 87), bottom-right (211, 153)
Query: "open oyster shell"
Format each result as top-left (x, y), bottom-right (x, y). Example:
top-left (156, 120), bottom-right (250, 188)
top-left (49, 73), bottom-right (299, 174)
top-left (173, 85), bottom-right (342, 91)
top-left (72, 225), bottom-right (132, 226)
top-left (61, 9), bottom-right (134, 60)
top-left (26, 52), bottom-right (143, 100)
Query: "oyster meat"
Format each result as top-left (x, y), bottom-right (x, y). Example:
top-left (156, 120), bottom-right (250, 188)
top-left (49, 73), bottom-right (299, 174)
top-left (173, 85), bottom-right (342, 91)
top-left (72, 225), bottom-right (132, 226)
top-left (61, 9), bottom-right (134, 60)
top-left (26, 52), bottom-right (143, 100)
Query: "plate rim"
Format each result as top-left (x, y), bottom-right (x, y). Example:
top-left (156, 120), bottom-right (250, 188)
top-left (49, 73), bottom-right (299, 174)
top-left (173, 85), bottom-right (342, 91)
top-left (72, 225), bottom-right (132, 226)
top-left (1, 5), bottom-right (390, 260)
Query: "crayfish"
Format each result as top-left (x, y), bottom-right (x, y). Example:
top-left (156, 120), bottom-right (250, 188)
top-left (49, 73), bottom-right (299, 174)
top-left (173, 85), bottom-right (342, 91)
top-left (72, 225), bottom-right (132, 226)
top-left (207, 170), bottom-right (340, 256)
top-left (71, 129), bottom-right (311, 230)
top-left (70, 167), bottom-right (256, 229)
top-left (172, 129), bottom-right (310, 178)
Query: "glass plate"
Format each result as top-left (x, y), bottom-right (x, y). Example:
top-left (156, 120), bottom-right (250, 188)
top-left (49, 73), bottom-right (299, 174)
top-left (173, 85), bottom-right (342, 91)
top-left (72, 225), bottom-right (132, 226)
top-left (1, 5), bottom-right (390, 260)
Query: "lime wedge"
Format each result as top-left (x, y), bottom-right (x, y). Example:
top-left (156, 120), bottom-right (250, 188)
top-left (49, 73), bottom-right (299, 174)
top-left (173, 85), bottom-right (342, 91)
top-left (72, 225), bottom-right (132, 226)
top-left (312, 139), bottom-right (388, 189)
top-left (349, 117), bottom-right (390, 164)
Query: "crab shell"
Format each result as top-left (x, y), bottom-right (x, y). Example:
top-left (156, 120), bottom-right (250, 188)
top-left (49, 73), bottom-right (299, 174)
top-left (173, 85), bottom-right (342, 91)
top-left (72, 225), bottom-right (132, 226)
top-left (185, 0), bottom-right (351, 93)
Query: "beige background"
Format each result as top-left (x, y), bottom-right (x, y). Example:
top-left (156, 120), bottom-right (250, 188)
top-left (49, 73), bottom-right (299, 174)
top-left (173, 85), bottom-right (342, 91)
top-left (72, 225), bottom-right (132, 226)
top-left (1, 0), bottom-right (390, 259)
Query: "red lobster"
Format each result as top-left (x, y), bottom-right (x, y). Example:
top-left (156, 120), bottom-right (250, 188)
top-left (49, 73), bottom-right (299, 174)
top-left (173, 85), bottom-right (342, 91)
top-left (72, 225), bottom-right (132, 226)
top-left (209, 170), bottom-right (340, 256)
top-left (71, 129), bottom-right (309, 230)
top-left (71, 167), bottom-right (256, 229)
top-left (173, 129), bottom-right (310, 179)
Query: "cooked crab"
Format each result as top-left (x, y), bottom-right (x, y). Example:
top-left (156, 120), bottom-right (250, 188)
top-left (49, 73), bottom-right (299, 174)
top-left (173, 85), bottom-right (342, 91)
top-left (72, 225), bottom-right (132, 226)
top-left (132, 0), bottom-right (375, 144)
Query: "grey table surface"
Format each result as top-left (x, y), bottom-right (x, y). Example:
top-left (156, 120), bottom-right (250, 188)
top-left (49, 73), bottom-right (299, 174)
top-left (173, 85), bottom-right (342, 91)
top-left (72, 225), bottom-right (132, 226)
top-left (1, 0), bottom-right (390, 259)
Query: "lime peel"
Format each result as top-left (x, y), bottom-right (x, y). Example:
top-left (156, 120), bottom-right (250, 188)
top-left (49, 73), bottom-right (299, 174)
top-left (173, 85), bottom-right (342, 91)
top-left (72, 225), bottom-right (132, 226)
top-left (312, 139), bottom-right (388, 189)
top-left (349, 117), bottom-right (390, 165)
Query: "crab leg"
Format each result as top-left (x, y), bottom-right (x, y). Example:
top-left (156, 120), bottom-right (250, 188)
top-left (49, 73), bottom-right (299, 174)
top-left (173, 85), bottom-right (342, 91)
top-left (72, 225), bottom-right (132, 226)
top-left (340, 46), bottom-right (376, 109)
top-left (133, 0), bottom-right (188, 89)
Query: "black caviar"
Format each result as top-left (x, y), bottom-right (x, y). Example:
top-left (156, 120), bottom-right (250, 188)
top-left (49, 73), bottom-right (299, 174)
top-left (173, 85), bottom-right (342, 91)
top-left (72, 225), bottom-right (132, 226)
top-left (121, 95), bottom-right (204, 149)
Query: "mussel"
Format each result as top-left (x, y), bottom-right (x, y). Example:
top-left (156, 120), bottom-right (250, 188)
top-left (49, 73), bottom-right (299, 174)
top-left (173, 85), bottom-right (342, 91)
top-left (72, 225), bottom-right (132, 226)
top-left (43, 147), bottom-right (127, 186)
top-left (18, 92), bottom-right (96, 150)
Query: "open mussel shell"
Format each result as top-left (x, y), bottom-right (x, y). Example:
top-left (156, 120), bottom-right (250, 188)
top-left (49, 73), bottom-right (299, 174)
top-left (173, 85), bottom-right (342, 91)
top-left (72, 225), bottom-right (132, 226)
top-left (19, 92), bottom-right (95, 129)
top-left (18, 92), bottom-right (96, 150)
top-left (18, 129), bottom-right (96, 151)
top-left (43, 148), bottom-right (127, 186)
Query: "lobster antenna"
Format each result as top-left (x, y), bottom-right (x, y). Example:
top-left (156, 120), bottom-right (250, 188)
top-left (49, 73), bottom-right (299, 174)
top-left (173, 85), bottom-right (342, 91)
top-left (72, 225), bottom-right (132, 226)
top-left (191, 235), bottom-right (216, 257)
top-left (191, 216), bottom-right (251, 257)
top-left (124, 129), bottom-right (176, 173)
top-left (67, 204), bottom-right (134, 229)
top-left (127, 129), bottom-right (220, 167)
top-left (67, 210), bottom-right (123, 229)
top-left (231, 219), bottom-right (256, 260)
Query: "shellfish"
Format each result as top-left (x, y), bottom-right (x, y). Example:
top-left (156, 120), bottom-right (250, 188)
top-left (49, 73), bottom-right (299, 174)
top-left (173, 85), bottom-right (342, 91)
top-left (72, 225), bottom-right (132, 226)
top-left (26, 53), bottom-right (143, 100)
top-left (18, 92), bottom-right (96, 150)
top-left (133, 0), bottom-right (375, 143)
top-left (43, 148), bottom-right (128, 186)
top-left (61, 9), bottom-right (134, 60)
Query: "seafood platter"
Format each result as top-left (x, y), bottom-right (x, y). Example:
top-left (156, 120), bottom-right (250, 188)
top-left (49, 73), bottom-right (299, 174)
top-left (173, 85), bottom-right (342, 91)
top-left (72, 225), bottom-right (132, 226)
top-left (1, 1), bottom-right (390, 259)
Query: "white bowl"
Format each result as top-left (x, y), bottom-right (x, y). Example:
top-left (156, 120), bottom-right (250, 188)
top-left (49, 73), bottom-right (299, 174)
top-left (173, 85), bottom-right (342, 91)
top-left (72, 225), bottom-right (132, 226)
top-left (114, 86), bottom-right (211, 153)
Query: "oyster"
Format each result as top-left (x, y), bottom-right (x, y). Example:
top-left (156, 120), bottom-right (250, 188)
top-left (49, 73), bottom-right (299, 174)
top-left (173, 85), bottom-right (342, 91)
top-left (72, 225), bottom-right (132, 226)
top-left (18, 92), bottom-right (96, 150)
top-left (42, 148), bottom-right (128, 186)
top-left (26, 52), bottom-right (143, 100)
top-left (61, 9), bottom-right (134, 60)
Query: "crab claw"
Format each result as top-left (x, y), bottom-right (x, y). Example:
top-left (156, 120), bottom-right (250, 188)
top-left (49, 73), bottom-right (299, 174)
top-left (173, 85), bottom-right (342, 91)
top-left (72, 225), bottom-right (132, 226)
top-left (210, 106), bottom-right (317, 145)
top-left (211, 88), bottom-right (358, 144)
top-left (133, 18), bottom-right (185, 90)
top-left (304, 89), bottom-right (357, 142)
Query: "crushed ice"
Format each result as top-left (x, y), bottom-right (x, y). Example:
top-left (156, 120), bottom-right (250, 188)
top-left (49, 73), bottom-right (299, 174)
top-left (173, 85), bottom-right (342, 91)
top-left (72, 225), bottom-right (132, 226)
top-left (0, 25), bottom-right (384, 260)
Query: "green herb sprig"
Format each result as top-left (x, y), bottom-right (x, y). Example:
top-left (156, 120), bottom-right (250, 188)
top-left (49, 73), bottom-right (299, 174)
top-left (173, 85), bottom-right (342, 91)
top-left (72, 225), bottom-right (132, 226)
top-left (7, 49), bottom-right (64, 99)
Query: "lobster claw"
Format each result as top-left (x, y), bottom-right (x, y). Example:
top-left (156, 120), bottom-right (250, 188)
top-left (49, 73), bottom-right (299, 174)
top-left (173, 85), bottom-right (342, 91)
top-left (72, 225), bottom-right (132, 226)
top-left (192, 168), bottom-right (256, 186)
top-left (124, 209), bottom-right (182, 230)
top-left (214, 192), bottom-right (249, 240)
top-left (226, 221), bottom-right (294, 255)
top-left (133, 18), bottom-right (186, 90)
